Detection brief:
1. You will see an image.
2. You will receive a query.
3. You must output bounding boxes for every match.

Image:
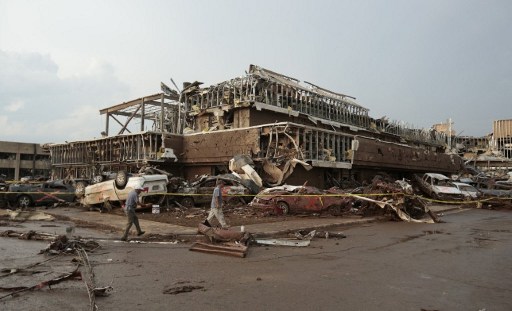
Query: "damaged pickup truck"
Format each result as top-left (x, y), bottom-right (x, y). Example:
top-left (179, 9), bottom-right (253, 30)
top-left (81, 171), bottom-right (168, 210)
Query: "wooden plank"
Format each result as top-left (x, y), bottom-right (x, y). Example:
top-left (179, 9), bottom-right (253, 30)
top-left (189, 242), bottom-right (247, 258)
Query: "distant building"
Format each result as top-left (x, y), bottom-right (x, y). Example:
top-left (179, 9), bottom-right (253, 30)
top-left (0, 141), bottom-right (51, 180)
top-left (452, 120), bottom-right (512, 175)
top-left (492, 119), bottom-right (512, 159)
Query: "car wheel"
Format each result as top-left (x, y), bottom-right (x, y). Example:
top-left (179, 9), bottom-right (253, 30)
top-left (115, 171), bottom-right (128, 189)
top-left (276, 201), bottom-right (289, 215)
top-left (180, 197), bottom-right (195, 208)
top-left (17, 195), bottom-right (32, 209)
top-left (92, 175), bottom-right (104, 184)
top-left (74, 181), bottom-right (86, 198)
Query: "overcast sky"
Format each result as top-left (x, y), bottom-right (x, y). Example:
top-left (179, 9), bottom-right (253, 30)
top-left (1, 0), bottom-right (511, 144)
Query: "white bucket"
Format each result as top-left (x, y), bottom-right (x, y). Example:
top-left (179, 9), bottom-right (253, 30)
top-left (152, 205), bottom-right (160, 214)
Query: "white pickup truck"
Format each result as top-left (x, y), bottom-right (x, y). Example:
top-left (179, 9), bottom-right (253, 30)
top-left (81, 171), bottom-right (168, 210)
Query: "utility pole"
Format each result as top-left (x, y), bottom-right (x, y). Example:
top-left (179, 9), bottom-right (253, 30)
top-left (447, 118), bottom-right (453, 151)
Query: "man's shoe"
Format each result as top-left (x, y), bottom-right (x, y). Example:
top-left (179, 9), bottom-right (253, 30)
top-left (137, 231), bottom-right (145, 236)
top-left (120, 237), bottom-right (127, 241)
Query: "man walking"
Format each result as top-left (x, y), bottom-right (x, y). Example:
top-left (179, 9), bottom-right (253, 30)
top-left (121, 186), bottom-right (150, 241)
top-left (207, 179), bottom-right (229, 228)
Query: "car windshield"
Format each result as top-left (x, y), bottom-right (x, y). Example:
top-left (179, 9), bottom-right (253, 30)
top-left (459, 185), bottom-right (475, 192)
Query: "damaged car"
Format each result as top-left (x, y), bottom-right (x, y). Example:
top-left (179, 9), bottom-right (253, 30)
top-left (6, 180), bottom-right (77, 208)
top-left (452, 182), bottom-right (481, 200)
top-left (177, 174), bottom-right (259, 207)
top-left (81, 171), bottom-right (168, 210)
top-left (413, 173), bottom-right (464, 201)
top-left (249, 185), bottom-right (346, 215)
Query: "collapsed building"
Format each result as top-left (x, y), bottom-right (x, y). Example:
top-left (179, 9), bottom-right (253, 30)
top-left (46, 65), bottom-right (464, 188)
top-left (451, 119), bottom-right (512, 176)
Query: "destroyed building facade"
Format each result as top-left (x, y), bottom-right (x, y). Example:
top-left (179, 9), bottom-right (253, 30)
top-left (492, 119), bottom-right (512, 160)
top-left (451, 119), bottom-right (512, 175)
top-left (46, 65), bottom-right (464, 187)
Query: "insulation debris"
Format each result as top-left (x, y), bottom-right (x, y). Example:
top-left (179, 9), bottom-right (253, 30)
top-left (254, 238), bottom-right (311, 247)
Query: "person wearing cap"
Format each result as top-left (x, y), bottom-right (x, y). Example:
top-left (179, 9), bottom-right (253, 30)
top-left (120, 186), bottom-right (151, 241)
top-left (206, 179), bottom-right (229, 229)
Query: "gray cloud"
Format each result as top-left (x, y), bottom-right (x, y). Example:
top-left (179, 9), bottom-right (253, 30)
top-left (1, 1), bottom-right (511, 141)
top-left (0, 50), bottom-right (129, 143)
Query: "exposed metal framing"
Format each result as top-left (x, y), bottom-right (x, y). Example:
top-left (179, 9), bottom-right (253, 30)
top-left (100, 93), bottom-right (180, 135)
top-left (181, 65), bottom-right (448, 146)
top-left (259, 122), bottom-right (353, 165)
top-left (46, 65), bottom-right (468, 182)
top-left (492, 119), bottom-right (512, 159)
top-left (48, 132), bottom-right (175, 179)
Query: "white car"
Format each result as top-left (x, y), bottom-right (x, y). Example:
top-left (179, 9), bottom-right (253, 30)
top-left (81, 172), bottom-right (168, 209)
top-left (453, 182), bottom-right (481, 200)
top-left (414, 173), bottom-right (464, 201)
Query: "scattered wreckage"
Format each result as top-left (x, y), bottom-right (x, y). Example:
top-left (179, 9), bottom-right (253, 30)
top-left (191, 220), bottom-right (251, 257)
top-left (247, 175), bottom-right (439, 223)
top-left (350, 175), bottom-right (442, 223)
top-left (192, 220), bottom-right (347, 258)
